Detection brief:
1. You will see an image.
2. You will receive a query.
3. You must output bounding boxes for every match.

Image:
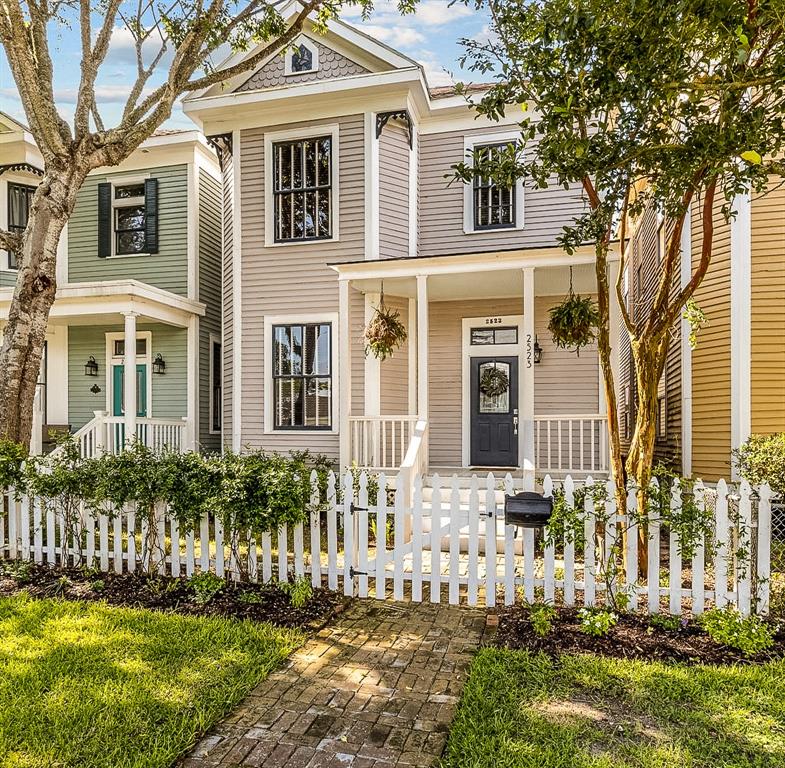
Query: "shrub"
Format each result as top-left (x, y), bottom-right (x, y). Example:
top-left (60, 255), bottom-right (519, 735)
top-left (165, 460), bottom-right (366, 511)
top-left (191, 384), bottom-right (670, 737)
top-left (734, 433), bottom-right (785, 498)
top-left (189, 572), bottom-right (225, 605)
top-left (648, 613), bottom-right (683, 633)
top-left (0, 439), bottom-right (27, 491)
top-left (699, 606), bottom-right (775, 657)
top-left (528, 603), bottom-right (556, 637)
top-left (577, 607), bottom-right (617, 637)
top-left (279, 577), bottom-right (314, 609)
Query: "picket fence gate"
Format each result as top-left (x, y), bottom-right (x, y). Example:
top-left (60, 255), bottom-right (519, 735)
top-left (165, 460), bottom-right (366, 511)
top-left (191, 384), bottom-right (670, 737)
top-left (0, 471), bottom-right (773, 616)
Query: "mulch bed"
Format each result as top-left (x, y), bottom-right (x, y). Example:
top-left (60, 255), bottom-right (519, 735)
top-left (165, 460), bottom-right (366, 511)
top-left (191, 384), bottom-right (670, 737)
top-left (494, 604), bottom-right (785, 665)
top-left (0, 562), bottom-right (346, 630)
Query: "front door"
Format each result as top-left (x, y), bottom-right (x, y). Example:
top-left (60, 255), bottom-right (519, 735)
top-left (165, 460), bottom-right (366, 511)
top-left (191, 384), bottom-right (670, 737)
top-left (112, 364), bottom-right (148, 418)
top-left (470, 356), bottom-right (518, 467)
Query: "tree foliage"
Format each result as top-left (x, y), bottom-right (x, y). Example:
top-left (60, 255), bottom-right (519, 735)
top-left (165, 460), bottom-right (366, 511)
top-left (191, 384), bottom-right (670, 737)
top-left (455, 0), bottom-right (785, 522)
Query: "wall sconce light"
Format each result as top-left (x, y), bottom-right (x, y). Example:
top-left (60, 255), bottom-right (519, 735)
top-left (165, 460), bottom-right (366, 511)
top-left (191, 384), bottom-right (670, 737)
top-left (90, 384), bottom-right (102, 394)
top-left (84, 356), bottom-right (99, 377)
top-left (533, 338), bottom-right (543, 365)
top-left (152, 353), bottom-right (166, 375)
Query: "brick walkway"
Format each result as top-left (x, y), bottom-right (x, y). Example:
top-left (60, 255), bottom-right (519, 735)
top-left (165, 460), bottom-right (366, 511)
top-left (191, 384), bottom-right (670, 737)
top-left (180, 600), bottom-right (487, 768)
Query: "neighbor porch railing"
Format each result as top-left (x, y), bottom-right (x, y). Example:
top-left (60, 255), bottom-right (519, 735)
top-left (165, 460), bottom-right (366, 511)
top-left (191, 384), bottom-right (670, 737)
top-left (51, 410), bottom-right (188, 458)
top-left (535, 414), bottom-right (608, 474)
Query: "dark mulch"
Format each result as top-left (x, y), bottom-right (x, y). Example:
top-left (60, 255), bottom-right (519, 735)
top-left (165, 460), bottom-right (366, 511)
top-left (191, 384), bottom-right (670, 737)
top-left (494, 604), bottom-right (785, 665)
top-left (0, 562), bottom-right (346, 630)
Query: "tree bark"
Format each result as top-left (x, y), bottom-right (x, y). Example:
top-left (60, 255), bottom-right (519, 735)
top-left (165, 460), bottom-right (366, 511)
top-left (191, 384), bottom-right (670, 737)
top-left (0, 163), bottom-right (87, 446)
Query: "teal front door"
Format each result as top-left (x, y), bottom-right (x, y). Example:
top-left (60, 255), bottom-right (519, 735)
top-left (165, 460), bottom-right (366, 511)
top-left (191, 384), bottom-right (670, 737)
top-left (112, 364), bottom-right (148, 417)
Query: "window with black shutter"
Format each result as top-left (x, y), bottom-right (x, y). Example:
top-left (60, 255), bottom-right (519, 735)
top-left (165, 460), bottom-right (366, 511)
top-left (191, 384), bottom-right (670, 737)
top-left (272, 323), bottom-right (332, 429)
top-left (473, 143), bottom-right (516, 230)
top-left (7, 182), bottom-right (35, 269)
top-left (98, 178), bottom-right (158, 257)
top-left (273, 137), bottom-right (332, 242)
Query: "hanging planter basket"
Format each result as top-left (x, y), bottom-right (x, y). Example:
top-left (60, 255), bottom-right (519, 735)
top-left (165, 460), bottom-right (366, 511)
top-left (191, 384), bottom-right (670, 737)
top-left (548, 269), bottom-right (600, 355)
top-left (364, 287), bottom-right (407, 361)
top-left (480, 366), bottom-right (509, 398)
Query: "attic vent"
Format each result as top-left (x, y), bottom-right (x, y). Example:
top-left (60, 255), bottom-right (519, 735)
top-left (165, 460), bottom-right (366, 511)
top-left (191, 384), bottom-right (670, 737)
top-left (285, 37), bottom-right (319, 76)
top-left (291, 44), bottom-right (313, 73)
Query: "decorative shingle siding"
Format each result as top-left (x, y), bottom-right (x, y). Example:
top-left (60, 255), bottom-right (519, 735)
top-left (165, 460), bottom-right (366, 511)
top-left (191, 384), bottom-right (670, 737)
top-left (236, 40), bottom-right (368, 92)
top-left (198, 168), bottom-right (223, 453)
top-left (418, 126), bottom-right (586, 257)
top-left (67, 164), bottom-right (189, 295)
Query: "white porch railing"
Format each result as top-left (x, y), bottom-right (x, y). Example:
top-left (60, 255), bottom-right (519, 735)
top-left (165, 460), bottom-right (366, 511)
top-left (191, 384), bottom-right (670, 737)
top-left (51, 411), bottom-right (188, 459)
top-left (534, 414), bottom-right (609, 474)
top-left (349, 416), bottom-right (420, 471)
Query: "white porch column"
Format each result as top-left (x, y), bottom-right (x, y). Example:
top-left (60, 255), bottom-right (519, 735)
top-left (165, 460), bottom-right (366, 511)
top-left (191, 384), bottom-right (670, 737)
top-left (680, 207), bottom-right (693, 477)
top-left (730, 187), bottom-right (752, 480)
top-left (364, 293), bottom-right (381, 416)
top-left (339, 279), bottom-right (352, 471)
top-left (186, 315), bottom-right (198, 451)
top-left (407, 297), bottom-right (417, 415)
top-left (521, 268), bottom-right (536, 490)
top-left (123, 311), bottom-right (138, 445)
top-left (416, 276), bottom-right (429, 419)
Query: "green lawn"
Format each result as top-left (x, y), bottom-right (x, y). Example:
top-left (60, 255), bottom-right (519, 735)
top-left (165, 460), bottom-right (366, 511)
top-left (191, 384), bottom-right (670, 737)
top-left (0, 593), bottom-right (302, 768)
top-left (442, 648), bottom-right (785, 768)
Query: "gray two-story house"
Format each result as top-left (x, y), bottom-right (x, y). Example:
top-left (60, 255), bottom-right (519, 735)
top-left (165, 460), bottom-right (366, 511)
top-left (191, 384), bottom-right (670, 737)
top-left (0, 121), bottom-right (223, 455)
top-left (185, 6), bottom-right (619, 485)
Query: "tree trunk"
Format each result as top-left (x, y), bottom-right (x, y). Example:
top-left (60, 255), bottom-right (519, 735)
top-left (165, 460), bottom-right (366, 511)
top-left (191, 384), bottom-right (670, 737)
top-left (0, 164), bottom-right (86, 447)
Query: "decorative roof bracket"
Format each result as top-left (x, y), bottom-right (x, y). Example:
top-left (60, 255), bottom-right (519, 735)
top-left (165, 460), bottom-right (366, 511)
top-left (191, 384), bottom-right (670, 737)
top-left (375, 110), bottom-right (414, 149)
top-left (0, 162), bottom-right (44, 177)
top-left (206, 133), bottom-right (233, 167)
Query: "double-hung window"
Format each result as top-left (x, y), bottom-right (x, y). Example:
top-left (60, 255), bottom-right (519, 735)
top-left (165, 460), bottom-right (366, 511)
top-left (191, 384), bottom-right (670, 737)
top-left (7, 182), bottom-right (35, 269)
top-left (473, 143), bottom-right (516, 230)
top-left (273, 136), bottom-right (332, 242)
top-left (273, 323), bottom-right (332, 429)
top-left (113, 183), bottom-right (147, 255)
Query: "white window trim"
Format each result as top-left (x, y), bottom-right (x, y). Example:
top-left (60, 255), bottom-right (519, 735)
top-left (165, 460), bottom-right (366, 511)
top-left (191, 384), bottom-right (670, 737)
top-left (263, 124), bottom-right (340, 248)
top-left (108, 173), bottom-right (150, 259)
top-left (105, 331), bottom-right (153, 416)
top-left (208, 332), bottom-right (222, 435)
top-left (263, 312), bottom-right (339, 435)
top-left (284, 36), bottom-right (319, 77)
top-left (463, 131), bottom-right (525, 235)
top-left (460, 314), bottom-right (525, 468)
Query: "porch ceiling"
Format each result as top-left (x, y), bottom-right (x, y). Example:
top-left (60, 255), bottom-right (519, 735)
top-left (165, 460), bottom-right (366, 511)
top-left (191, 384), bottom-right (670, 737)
top-left (349, 261), bottom-right (598, 300)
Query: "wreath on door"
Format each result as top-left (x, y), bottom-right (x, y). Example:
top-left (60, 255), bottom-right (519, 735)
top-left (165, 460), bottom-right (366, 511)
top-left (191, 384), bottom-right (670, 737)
top-left (480, 366), bottom-right (509, 398)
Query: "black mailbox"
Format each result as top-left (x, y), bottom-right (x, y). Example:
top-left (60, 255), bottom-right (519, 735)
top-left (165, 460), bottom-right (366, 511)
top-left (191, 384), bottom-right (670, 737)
top-left (504, 491), bottom-right (553, 529)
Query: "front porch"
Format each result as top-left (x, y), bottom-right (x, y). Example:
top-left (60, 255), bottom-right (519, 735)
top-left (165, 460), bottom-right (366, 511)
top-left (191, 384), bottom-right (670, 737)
top-left (333, 247), bottom-right (620, 485)
top-left (0, 280), bottom-right (206, 456)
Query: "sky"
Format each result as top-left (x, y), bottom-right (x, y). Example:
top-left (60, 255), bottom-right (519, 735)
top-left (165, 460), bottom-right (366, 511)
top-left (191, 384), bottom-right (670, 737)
top-left (0, 1), bottom-right (490, 131)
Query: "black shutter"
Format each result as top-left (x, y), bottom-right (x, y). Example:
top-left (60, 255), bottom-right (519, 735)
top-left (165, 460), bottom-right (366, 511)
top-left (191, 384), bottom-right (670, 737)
top-left (97, 182), bottom-right (112, 258)
top-left (144, 178), bottom-right (159, 254)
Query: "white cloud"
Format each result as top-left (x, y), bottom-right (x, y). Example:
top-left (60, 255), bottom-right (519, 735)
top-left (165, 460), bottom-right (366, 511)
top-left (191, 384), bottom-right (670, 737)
top-left (360, 23), bottom-right (426, 47)
top-left (419, 58), bottom-right (455, 87)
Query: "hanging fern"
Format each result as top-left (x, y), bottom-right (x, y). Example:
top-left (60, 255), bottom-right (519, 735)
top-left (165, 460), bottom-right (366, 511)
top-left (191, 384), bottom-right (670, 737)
top-left (364, 288), bottom-right (407, 361)
top-left (548, 293), bottom-right (600, 354)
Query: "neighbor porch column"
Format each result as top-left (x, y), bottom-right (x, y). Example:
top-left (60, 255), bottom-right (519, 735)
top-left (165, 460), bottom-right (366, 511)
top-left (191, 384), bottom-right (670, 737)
top-left (407, 297), bottom-right (417, 415)
top-left (339, 278), bottom-right (352, 471)
top-left (186, 315), bottom-right (198, 451)
top-left (416, 275), bottom-right (429, 469)
top-left (123, 311), bottom-right (138, 445)
top-left (521, 268), bottom-right (535, 490)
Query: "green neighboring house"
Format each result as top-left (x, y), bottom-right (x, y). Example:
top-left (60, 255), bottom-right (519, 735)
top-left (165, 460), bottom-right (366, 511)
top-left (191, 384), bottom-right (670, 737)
top-left (0, 115), bottom-right (223, 455)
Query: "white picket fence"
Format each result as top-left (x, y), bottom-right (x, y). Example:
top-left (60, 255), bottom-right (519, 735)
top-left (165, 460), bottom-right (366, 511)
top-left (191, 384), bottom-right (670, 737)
top-left (0, 471), bottom-right (773, 616)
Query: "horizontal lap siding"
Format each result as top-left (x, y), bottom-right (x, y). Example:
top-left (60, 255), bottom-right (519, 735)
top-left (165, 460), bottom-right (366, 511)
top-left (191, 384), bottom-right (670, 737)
top-left (68, 165), bottom-right (189, 295)
top-left (67, 323), bottom-right (186, 430)
top-left (691, 200), bottom-right (732, 481)
top-left (534, 296), bottom-right (599, 415)
top-left (239, 115), bottom-right (365, 462)
top-left (222, 158), bottom-right (234, 449)
top-left (379, 124), bottom-right (409, 260)
top-left (380, 297), bottom-right (409, 415)
top-left (418, 127), bottom-right (585, 257)
top-left (751, 183), bottom-right (785, 435)
top-left (198, 169), bottom-right (223, 453)
top-left (428, 297), bottom-right (599, 467)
